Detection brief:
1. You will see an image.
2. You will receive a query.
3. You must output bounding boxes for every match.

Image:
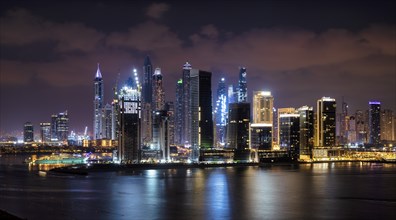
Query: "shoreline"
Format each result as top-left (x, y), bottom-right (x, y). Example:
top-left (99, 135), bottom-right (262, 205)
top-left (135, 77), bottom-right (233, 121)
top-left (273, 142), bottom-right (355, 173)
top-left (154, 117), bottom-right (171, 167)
top-left (49, 160), bottom-right (396, 175)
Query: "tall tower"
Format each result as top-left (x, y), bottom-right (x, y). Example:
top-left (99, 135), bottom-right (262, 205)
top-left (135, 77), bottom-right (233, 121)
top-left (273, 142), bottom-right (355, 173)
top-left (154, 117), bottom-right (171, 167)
top-left (355, 110), bottom-right (368, 145)
top-left (298, 106), bottom-right (314, 156)
top-left (56, 111), bottom-right (69, 142)
top-left (253, 91), bottom-right (274, 124)
top-left (380, 109), bottom-right (393, 141)
top-left (227, 103), bottom-right (250, 150)
top-left (215, 77), bottom-right (228, 147)
top-left (117, 70), bottom-right (141, 163)
top-left (24, 122), bottom-right (34, 142)
top-left (279, 113), bottom-right (300, 160)
top-left (316, 97), bottom-right (336, 147)
top-left (40, 122), bottom-right (51, 143)
top-left (181, 62), bottom-right (192, 146)
top-left (152, 67), bottom-right (165, 111)
top-left (369, 101), bottom-right (381, 145)
top-left (237, 67), bottom-right (247, 103)
top-left (93, 63), bottom-right (104, 140)
top-left (174, 79), bottom-right (183, 145)
top-left (190, 69), bottom-right (214, 160)
top-left (141, 57), bottom-right (154, 147)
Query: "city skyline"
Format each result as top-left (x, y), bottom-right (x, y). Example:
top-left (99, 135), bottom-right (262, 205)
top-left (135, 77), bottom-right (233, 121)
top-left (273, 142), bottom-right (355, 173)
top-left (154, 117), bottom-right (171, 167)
top-left (1, 1), bottom-right (395, 135)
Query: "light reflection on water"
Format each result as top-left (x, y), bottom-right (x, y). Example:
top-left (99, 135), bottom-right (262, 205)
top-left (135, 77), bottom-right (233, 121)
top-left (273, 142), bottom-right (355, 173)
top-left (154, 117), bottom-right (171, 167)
top-left (0, 155), bottom-right (395, 220)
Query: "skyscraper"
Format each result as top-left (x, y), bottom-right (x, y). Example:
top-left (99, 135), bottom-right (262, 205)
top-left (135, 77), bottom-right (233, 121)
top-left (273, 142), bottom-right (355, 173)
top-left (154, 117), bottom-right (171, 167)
top-left (237, 67), bottom-right (247, 103)
top-left (181, 62), bottom-right (192, 146)
top-left (316, 97), bottom-right (336, 147)
top-left (141, 56), bottom-right (153, 147)
top-left (174, 79), bottom-right (183, 145)
top-left (337, 99), bottom-right (348, 145)
top-left (24, 122), bottom-right (34, 142)
top-left (355, 110), bottom-right (368, 145)
top-left (93, 63), bottom-right (104, 140)
top-left (165, 101), bottom-right (175, 146)
top-left (368, 101), bottom-right (381, 145)
top-left (277, 108), bottom-right (296, 144)
top-left (226, 103), bottom-right (250, 150)
top-left (56, 111), bottom-right (69, 142)
top-left (381, 109), bottom-right (394, 141)
top-left (215, 77), bottom-right (228, 147)
top-left (40, 122), bottom-right (51, 143)
top-left (190, 69), bottom-right (214, 160)
top-left (298, 106), bottom-right (314, 156)
top-left (253, 91), bottom-right (274, 124)
top-left (152, 67), bottom-right (165, 111)
top-left (279, 113), bottom-right (300, 160)
top-left (102, 103), bottom-right (113, 139)
top-left (117, 72), bottom-right (141, 163)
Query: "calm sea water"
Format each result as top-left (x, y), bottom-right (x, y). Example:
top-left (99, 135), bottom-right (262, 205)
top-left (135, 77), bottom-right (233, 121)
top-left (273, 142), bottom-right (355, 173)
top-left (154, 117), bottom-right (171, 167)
top-left (1, 154), bottom-right (395, 220)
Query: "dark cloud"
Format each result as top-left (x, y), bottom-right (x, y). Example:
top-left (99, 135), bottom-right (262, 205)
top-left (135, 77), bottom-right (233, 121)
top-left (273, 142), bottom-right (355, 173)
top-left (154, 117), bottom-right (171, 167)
top-left (0, 7), bottom-right (395, 134)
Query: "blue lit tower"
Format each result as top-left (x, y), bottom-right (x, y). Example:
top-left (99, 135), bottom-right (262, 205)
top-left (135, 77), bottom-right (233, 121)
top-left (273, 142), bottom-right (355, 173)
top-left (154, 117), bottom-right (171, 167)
top-left (93, 63), bottom-right (104, 140)
top-left (214, 77), bottom-right (228, 147)
top-left (237, 67), bottom-right (247, 103)
top-left (369, 101), bottom-right (381, 145)
top-left (174, 79), bottom-right (183, 145)
top-left (117, 69), bottom-right (141, 163)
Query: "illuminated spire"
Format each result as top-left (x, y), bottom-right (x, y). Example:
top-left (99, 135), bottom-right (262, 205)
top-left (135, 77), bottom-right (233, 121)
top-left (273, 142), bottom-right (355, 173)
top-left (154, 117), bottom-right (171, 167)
top-left (95, 63), bottom-right (102, 79)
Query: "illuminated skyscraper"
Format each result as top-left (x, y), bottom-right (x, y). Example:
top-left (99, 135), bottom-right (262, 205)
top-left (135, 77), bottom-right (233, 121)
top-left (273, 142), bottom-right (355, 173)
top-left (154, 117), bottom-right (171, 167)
top-left (298, 106), bottom-right (314, 156)
top-left (215, 77), bottom-right (228, 147)
top-left (56, 111), bottom-right (69, 142)
top-left (102, 103), bottom-right (113, 139)
top-left (237, 67), bottom-right (247, 103)
top-left (381, 109), bottom-right (394, 141)
top-left (355, 110), bottom-right (368, 144)
top-left (181, 62), bottom-right (192, 146)
top-left (174, 79), bottom-right (183, 145)
top-left (277, 108), bottom-right (296, 143)
top-left (23, 122), bottom-right (34, 142)
top-left (253, 91), bottom-right (274, 124)
top-left (368, 101), bottom-right (381, 145)
top-left (279, 113), bottom-right (300, 160)
top-left (141, 56), bottom-right (153, 146)
top-left (117, 70), bottom-right (141, 163)
top-left (336, 99), bottom-right (348, 145)
top-left (316, 97), bottom-right (336, 147)
top-left (165, 101), bottom-right (175, 146)
top-left (226, 103), bottom-right (250, 150)
top-left (190, 69), bottom-right (214, 160)
top-left (152, 67), bottom-right (165, 111)
top-left (93, 63), bottom-right (104, 140)
top-left (40, 122), bottom-right (51, 143)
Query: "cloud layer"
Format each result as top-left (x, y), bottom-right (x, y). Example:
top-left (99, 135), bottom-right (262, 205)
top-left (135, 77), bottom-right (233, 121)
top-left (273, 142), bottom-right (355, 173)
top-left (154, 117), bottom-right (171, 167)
top-left (0, 7), bottom-right (395, 133)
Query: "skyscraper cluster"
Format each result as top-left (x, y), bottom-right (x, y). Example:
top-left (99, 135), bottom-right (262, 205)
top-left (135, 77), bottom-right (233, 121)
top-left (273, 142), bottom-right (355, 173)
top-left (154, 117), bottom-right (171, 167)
top-left (94, 58), bottom-right (394, 163)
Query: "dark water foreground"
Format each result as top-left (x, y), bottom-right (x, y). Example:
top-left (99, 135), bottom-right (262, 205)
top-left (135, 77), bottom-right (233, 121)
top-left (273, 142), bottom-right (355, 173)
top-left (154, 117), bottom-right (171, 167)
top-left (1, 155), bottom-right (396, 220)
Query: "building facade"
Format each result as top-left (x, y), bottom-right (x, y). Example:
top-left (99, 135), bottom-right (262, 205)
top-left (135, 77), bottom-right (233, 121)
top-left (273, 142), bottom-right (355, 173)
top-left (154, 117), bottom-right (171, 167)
top-left (316, 97), bottom-right (336, 147)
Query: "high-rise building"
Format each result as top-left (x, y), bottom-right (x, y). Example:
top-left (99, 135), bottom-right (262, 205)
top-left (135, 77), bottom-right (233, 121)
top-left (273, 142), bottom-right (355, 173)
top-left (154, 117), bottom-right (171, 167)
top-left (24, 122), bottom-right (34, 142)
top-left (190, 69), bottom-right (214, 160)
top-left (237, 67), bottom-right (247, 103)
top-left (277, 108), bottom-right (296, 144)
top-left (215, 77), bottom-right (228, 147)
top-left (380, 109), bottom-right (393, 141)
top-left (152, 110), bottom-right (170, 160)
top-left (368, 101), bottom-right (381, 145)
top-left (347, 116), bottom-right (357, 144)
top-left (40, 122), bottom-right (51, 143)
top-left (355, 110), bottom-right (368, 145)
top-left (56, 111), bottom-right (69, 142)
top-left (181, 62), bottom-right (192, 146)
top-left (152, 67), bottom-right (165, 111)
top-left (165, 102), bottom-right (175, 146)
top-left (141, 56), bottom-right (153, 147)
top-left (228, 85), bottom-right (237, 104)
top-left (279, 113), bottom-right (300, 160)
top-left (117, 72), bottom-right (141, 163)
top-left (174, 79), bottom-right (183, 145)
top-left (51, 114), bottom-right (58, 141)
top-left (298, 106), bottom-right (314, 156)
top-left (102, 103), bottom-right (113, 139)
top-left (226, 103), bottom-right (250, 150)
top-left (142, 56), bottom-right (153, 104)
top-left (93, 63), bottom-right (104, 140)
top-left (249, 123), bottom-right (272, 150)
top-left (337, 99), bottom-right (348, 145)
top-left (252, 91), bottom-right (274, 124)
top-left (316, 97), bottom-right (336, 147)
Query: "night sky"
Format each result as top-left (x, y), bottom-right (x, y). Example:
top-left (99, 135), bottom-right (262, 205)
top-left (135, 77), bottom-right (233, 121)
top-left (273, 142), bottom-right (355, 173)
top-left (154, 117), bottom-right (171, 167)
top-left (1, 0), bottom-right (395, 136)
